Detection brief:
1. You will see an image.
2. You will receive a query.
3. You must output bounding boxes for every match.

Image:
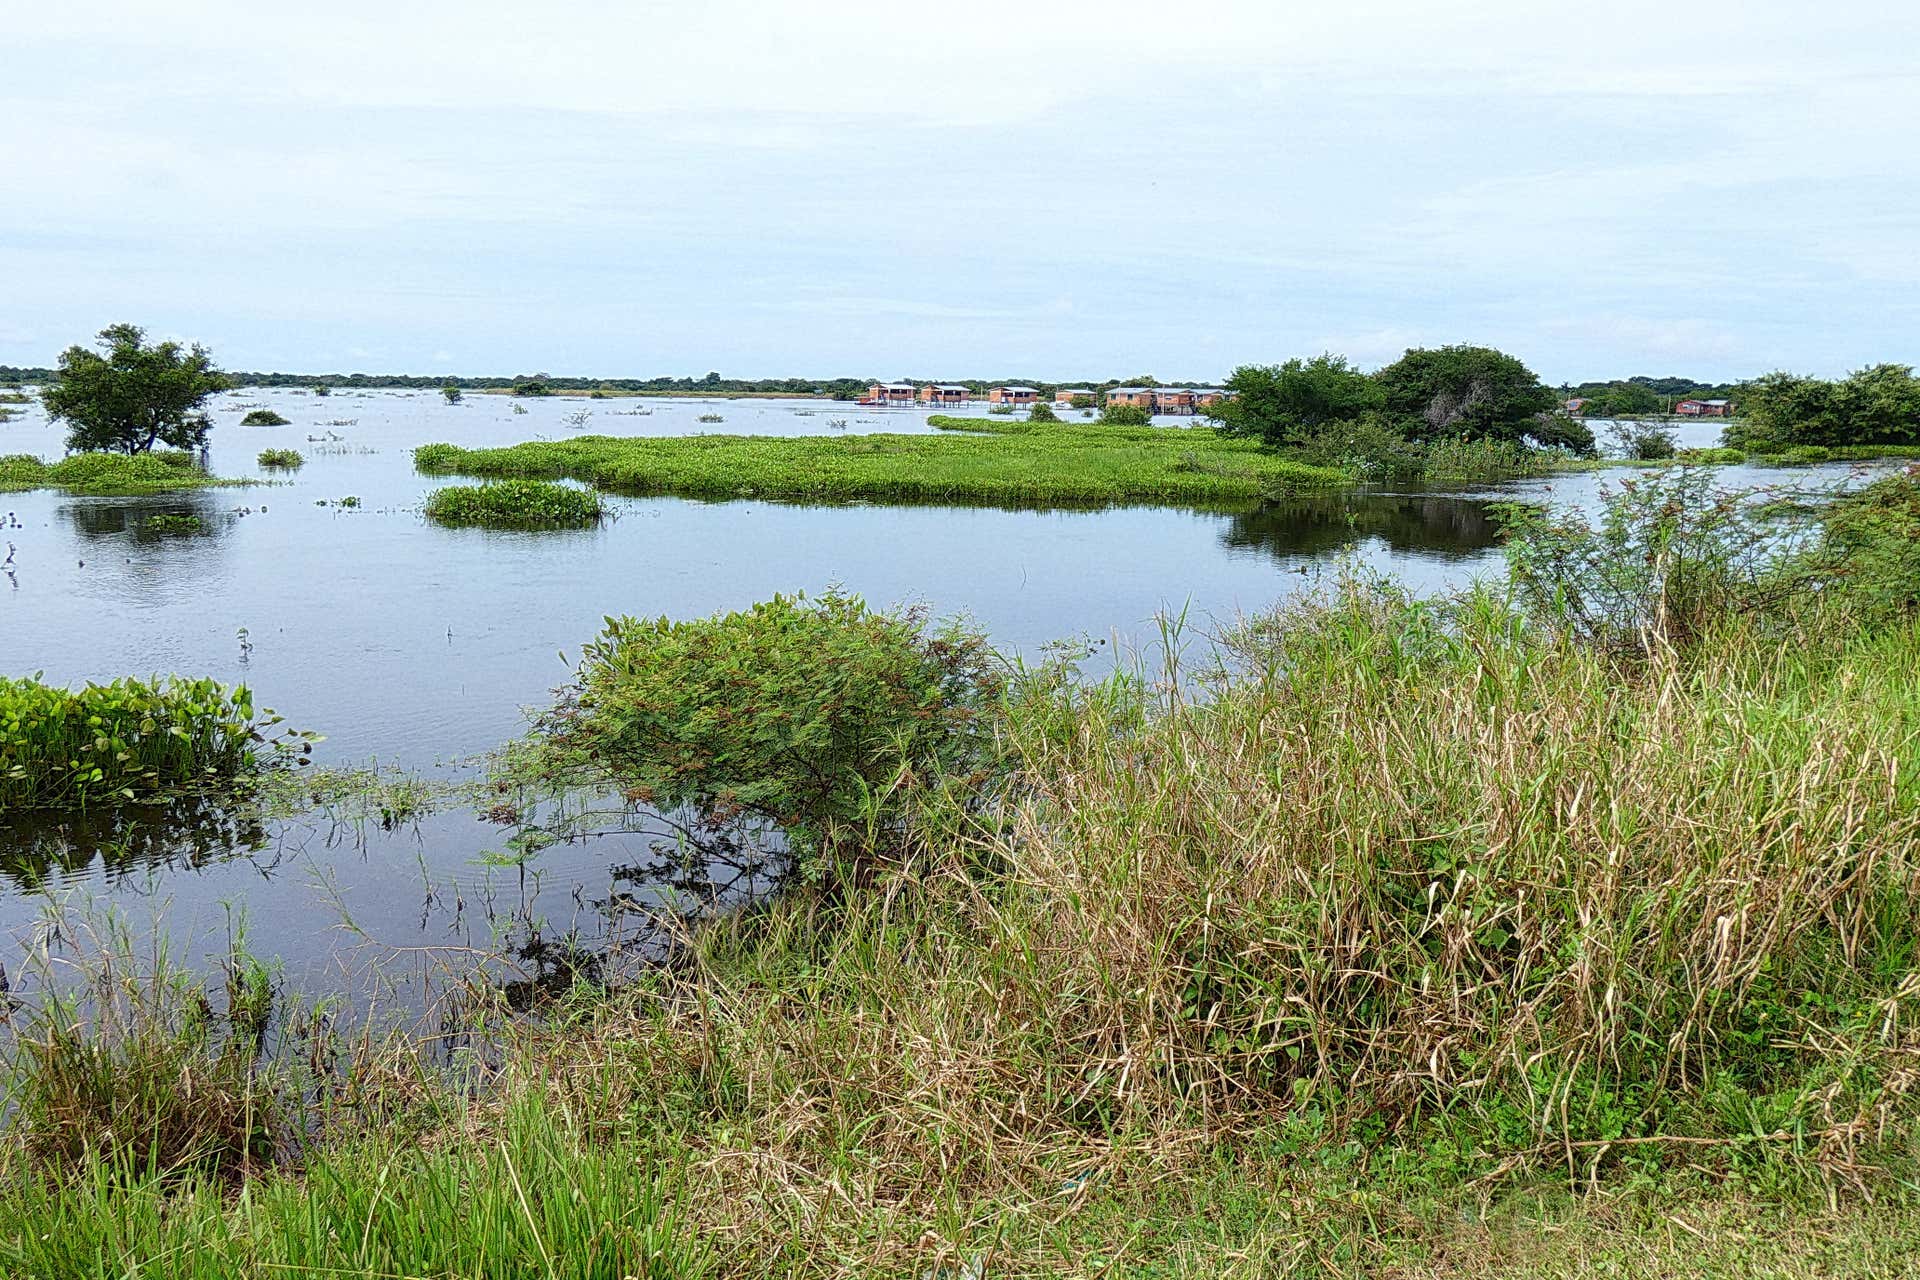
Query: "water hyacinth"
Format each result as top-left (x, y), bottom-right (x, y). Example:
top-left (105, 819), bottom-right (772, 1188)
top-left (0, 675), bottom-right (304, 809)
top-left (423, 479), bottom-right (605, 529)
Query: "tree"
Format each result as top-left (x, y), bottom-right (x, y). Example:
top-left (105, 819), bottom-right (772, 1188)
top-left (1375, 345), bottom-right (1563, 446)
top-left (42, 324), bottom-right (230, 455)
top-left (1206, 355), bottom-right (1384, 447)
top-left (1730, 364), bottom-right (1920, 450)
top-left (441, 385), bottom-right (463, 404)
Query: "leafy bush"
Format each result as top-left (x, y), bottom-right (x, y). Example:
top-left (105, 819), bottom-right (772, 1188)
top-left (142, 513), bottom-right (204, 535)
top-left (423, 480), bottom-right (604, 529)
top-left (1208, 354), bottom-right (1384, 447)
top-left (986, 405), bottom-right (1016, 416)
top-left (536, 590), bottom-right (1002, 877)
top-left (256, 448), bottom-right (303, 469)
top-left (1068, 393), bottom-right (1097, 410)
top-left (441, 385), bottom-right (462, 404)
top-left (1819, 466), bottom-right (1920, 620)
top-left (1675, 447), bottom-right (1746, 464)
top-left (1286, 412), bottom-right (1425, 482)
top-left (1027, 400), bottom-right (1060, 423)
top-left (1781, 444), bottom-right (1834, 464)
top-left (0, 675), bottom-right (302, 809)
top-left (1607, 419), bottom-right (1677, 460)
top-left (1730, 364), bottom-right (1920, 450)
top-left (1098, 403), bottom-right (1151, 426)
top-left (240, 410), bottom-right (289, 427)
top-left (411, 442), bottom-right (461, 472)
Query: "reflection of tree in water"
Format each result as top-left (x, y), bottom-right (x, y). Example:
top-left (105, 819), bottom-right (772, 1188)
top-left (0, 794), bottom-right (274, 890)
top-left (1222, 493), bottom-right (1504, 563)
top-left (61, 494), bottom-right (228, 543)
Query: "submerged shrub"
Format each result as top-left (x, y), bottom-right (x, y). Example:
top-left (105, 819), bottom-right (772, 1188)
top-left (240, 410), bottom-right (290, 427)
top-left (141, 513), bottom-right (204, 535)
top-left (1676, 446), bottom-right (1746, 464)
top-left (0, 451), bottom-right (235, 495)
top-left (423, 480), bottom-right (604, 530)
top-left (1607, 418), bottom-right (1678, 460)
top-left (0, 675), bottom-right (302, 810)
top-left (1027, 400), bottom-right (1061, 423)
top-left (256, 447), bottom-right (303, 469)
top-left (411, 442), bottom-right (461, 472)
top-left (537, 590), bottom-right (1002, 878)
top-left (1498, 466), bottom-right (1825, 651)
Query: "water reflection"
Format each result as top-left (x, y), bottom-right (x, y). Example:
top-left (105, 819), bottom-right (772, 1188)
top-left (1222, 492), bottom-right (1505, 563)
top-left (0, 795), bottom-right (274, 891)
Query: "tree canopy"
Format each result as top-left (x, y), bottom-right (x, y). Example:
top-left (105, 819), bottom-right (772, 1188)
top-left (1208, 355), bottom-right (1385, 448)
top-left (1375, 345), bottom-right (1564, 445)
top-left (42, 324), bottom-right (229, 455)
top-left (1729, 365), bottom-right (1920, 450)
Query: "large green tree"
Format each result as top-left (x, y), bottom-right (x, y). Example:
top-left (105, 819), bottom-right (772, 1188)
top-left (1375, 344), bottom-right (1576, 448)
top-left (1731, 364), bottom-right (1920, 450)
top-left (42, 324), bottom-right (229, 454)
top-left (1207, 355), bottom-right (1385, 447)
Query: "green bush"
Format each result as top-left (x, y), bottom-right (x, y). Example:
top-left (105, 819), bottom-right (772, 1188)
top-left (240, 409), bottom-right (289, 427)
top-left (1098, 403), bottom-right (1152, 426)
top-left (1027, 400), bottom-right (1060, 423)
top-left (537, 590), bottom-right (1002, 877)
top-left (423, 480), bottom-right (604, 529)
top-left (1286, 412), bottom-right (1426, 482)
top-left (412, 442), bottom-right (461, 472)
top-left (0, 674), bottom-right (300, 809)
top-left (1607, 419), bottom-right (1677, 461)
top-left (1730, 364), bottom-right (1920, 450)
top-left (1819, 467), bottom-right (1920, 620)
top-left (256, 448), bottom-right (303, 469)
top-left (142, 513), bottom-right (204, 535)
top-left (1675, 447), bottom-right (1747, 464)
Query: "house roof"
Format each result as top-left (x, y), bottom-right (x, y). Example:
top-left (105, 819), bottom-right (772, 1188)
top-left (932, 384), bottom-right (970, 391)
top-left (997, 386), bottom-right (1038, 393)
top-left (1110, 386), bottom-right (1150, 393)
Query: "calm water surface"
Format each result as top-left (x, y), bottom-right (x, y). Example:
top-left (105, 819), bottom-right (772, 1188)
top-left (0, 389), bottom-right (1740, 1002)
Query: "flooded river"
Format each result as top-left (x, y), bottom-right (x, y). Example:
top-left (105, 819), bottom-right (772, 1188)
top-left (0, 388), bottom-right (1736, 1005)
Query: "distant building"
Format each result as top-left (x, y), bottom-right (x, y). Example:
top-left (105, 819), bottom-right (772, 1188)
top-left (865, 382), bottom-right (916, 405)
top-left (1053, 388), bottom-right (1095, 406)
top-left (1193, 388), bottom-right (1229, 408)
top-left (1153, 388), bottom-right (1197, 415)
top-left (988, 386), bottom-right (1039, 405)
top-left (1566, 397), bottom-right (1589, 414)
top-left (1105, 387), bottom-right (1155, 409)
top-left (1675, 398), bottom-right (1734, 417)
top-left (918, 384), bottom-right (971, 405)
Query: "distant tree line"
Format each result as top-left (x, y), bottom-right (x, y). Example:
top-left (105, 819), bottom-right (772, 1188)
top-left (1559, 375), bottom-right (1747, 418)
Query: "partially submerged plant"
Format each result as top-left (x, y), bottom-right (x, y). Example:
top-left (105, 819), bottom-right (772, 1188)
top-left (256, 447), bottom-right (303, 469)
top-left (240, 410), bottom-right (290, 427)
top-left (423, 480), bottom-right (604, 530)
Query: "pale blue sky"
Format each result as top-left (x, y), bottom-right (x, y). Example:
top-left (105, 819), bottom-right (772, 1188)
top-left (4, 0), bottom-right (1916, 383)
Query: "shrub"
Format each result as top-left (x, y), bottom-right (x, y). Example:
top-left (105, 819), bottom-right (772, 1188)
top-left (1498, 466), bottom-right (1823, 651)
top-left (1731, 364), bottom-right (1920, 450)
top-left (1675, 446), bottom-right (1746, 464)
top-left (696, 413), bottom-right (724, 423)
top-left (1422, 434), bottom-right (1558, 482)
top-left (986, 405), bottom-right (1016, 416)
top-left (1027, 400), bottom-right (1060, 423)
top-left (256, 448), bottom-right (303, 469)
top-left (423, 480), bottom-right (604, 529)
top-left (1098, 403), bottom-right (1151, 426)
top-left (0, 675), bottom-right (301, 809)
top-left (536, 590), bottom-right (1002, 878)
top-left (240, 410), bottom-right (290, 427)
top-left (1068, 393), bottom-right (1096, 410)
top-left (1607, 419), bottom-right (1677, 460)
top-left (1285, 412), bottom-right (1423, 481)
top-left (441, 386), bottom-right (462, 404)
top-left (1818, 466), bottom-right (1920, 620)
top-left (142, 513), bottom-right (204, 535)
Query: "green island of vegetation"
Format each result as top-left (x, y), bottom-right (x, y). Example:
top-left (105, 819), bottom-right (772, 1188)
top-left (255, 446), bottom-right (303, 469)
top-left (0, 451), bottom-right (248, 495)
top-left (423, 478), bottom-right (607, 529)
top-left (414, 421), bottom-right (1347, 506)
top-left (3, 468), bottom-right (1918, 1275)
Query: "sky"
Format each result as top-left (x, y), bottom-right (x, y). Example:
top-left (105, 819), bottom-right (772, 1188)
top-left (3, 0), bottom-right (1917, 384)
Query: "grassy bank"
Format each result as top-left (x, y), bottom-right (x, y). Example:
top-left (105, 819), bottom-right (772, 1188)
top-left (414, 421), bottom-right (1347, 506)
top-left (4, 473), bottom-right (1918, 1276)
top-left (0, 451), bottom-right (250, 495)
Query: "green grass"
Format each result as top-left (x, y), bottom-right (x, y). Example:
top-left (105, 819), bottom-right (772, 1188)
top-left (0, 675), bottom-right (301, 810)
top-left (415, 420), bottom-right (1348, 507)
top-left (0, 451), bottom-right (250, 495)
top-left (255, 447), bottom-right (303, 469)
top-left (423, 478), bottom-right (606, 529)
